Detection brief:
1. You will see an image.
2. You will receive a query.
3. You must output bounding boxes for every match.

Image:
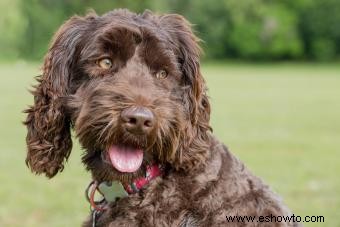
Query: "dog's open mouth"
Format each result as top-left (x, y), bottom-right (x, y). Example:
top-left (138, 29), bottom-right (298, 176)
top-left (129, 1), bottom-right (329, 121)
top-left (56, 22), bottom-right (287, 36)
top-left (107, 145), bottom-right (144, 173)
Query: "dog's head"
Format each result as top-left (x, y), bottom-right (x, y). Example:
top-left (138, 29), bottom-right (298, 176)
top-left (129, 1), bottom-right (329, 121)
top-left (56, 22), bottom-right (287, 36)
top-left (24, 9), bottom-right (211, 182)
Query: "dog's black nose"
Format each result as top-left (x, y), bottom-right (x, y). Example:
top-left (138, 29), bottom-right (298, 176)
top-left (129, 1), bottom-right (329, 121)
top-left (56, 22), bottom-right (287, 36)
top-left (121, 107), bottom-right (154, 135)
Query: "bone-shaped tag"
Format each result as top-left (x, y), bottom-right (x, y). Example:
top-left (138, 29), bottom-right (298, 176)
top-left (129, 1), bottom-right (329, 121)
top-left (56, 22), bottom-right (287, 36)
top-left (98, 181), bottom-right (128, 202)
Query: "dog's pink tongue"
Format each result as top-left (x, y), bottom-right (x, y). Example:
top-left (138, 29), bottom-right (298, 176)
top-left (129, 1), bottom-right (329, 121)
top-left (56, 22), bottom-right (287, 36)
top-left (108, 145), bottom-right (143, 173)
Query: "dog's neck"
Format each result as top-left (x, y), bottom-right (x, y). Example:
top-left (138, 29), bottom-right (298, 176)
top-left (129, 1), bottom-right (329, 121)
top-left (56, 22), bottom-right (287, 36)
top-left (122, 164), bottom-right (163, 194)
top-left (87, 163), bottom-right (163, 212)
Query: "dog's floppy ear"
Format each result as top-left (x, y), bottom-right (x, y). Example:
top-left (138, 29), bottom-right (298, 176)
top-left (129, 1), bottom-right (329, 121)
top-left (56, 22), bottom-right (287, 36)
top-left (159, 14), bottom-right (211, 171)
top-left (24, 14), bottom-right (95, 178)
top-left (159, 14), bottom-right (210, 126)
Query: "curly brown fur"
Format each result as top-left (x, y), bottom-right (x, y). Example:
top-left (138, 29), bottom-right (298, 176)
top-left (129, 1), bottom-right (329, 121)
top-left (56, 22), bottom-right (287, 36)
top-left (24, 9), bottom-right (298, 226)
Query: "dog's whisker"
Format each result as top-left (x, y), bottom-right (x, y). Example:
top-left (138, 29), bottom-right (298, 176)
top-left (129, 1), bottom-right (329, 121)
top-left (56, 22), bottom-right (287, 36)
top-left (98, 117), bottom-right (116, 141)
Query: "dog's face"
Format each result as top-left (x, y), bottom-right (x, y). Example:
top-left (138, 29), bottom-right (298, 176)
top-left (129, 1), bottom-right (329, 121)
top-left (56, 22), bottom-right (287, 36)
top-left (24, 10), bottom-right (211, 182)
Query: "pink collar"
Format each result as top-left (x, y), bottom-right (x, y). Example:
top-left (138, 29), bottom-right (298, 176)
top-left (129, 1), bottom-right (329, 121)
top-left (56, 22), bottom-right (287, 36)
top-left (123, 164), bottom-right (163, 194)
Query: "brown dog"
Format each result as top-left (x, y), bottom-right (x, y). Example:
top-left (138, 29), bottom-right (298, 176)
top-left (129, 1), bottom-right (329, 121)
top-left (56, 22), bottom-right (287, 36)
top-left (24, 9), bottom-right (298, 226)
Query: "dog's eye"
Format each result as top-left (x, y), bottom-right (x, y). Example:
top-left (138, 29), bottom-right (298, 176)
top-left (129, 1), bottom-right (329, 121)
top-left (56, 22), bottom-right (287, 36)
top-left (155, 70), bottom-right (168, 79)
top-left (98, 58), bottom-right (113, 69)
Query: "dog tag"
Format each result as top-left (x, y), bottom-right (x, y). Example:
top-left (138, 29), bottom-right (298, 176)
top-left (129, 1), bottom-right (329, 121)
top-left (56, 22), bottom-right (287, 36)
top-left (98, 181), bottom-right (128, 202)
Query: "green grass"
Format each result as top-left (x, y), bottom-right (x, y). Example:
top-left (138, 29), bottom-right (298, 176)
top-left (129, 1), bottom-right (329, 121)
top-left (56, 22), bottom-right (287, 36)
top-left (0, 62), bottom-right (339, 226)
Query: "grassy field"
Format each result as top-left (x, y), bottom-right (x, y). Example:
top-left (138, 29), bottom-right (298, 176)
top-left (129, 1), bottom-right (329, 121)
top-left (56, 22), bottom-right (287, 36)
top-left (0, 62), bottom-right (339, 226)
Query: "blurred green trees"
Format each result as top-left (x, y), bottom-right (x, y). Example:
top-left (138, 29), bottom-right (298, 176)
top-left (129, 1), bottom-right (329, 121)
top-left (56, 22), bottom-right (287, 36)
top-left (1, 0), bottom-right (339, 61)
top-left (0, 0), bottom-right (26, 60)
top-left (299, 0), bottom-right (340, 60)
